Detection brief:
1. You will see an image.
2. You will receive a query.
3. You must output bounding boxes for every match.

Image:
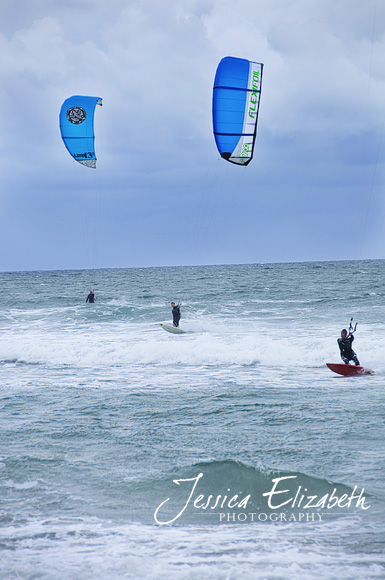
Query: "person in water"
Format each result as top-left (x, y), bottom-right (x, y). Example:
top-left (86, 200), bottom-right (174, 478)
top-left (171, 302), bottom-right (181, 327)
top-left (338, 329), bottom-right (360, 365)
top-left (86, 290), bottom-right (95, 304)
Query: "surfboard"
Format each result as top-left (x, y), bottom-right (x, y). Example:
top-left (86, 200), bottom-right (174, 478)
top-left (160, 324), bottom-right (186, 334)
top-left (326, 363), bottom-right (374, 376)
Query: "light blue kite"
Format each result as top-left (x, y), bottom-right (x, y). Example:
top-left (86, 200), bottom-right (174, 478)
top-left (59, 95), bottom-right (102, 168)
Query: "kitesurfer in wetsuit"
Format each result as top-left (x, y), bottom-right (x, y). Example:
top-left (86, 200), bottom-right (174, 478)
top-left (86, 290), bottom-right (95, 304)
top-left (171, 302), bottom-right (181, 327)
top-left (338, 329), bottom-right (360, 365)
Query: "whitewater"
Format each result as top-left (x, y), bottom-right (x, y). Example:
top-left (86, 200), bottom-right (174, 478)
top-left (1, 261), bottom-right (384, 579)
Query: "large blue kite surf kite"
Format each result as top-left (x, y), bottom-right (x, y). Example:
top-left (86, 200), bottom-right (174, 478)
top-left (212, 57), bottom-right (263, 165)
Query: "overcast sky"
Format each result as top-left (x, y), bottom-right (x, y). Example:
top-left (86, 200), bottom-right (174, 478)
top-left (1, 0), bottom-right (385, 271)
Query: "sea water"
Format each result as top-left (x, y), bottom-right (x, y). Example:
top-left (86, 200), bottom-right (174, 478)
top-left (0, 261), bottom-right (384, 579)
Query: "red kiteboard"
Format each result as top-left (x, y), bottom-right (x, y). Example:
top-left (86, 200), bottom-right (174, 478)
top-left (326, 363), bottom-right (374, 376)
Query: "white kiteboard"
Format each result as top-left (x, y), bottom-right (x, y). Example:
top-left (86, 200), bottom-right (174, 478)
top-left (160, 324), bottom-right (186, 334)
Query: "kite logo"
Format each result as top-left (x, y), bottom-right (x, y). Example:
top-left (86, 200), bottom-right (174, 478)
top-left (241, 143), bottom-right (250, 157)
top-left (67, 106), bottom-right (87, 124)
top-left (74, 152), bottom-right (94, 159)
top-left (248, 71), bottom-right (260, 119)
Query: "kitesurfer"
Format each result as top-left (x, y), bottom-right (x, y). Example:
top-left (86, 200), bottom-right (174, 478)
top-left (171, 302), bottom-right (181, 327)
top-left (86, 290), bottom-right (95, 304)
top-left (338, 329), bottom-right (360, 365)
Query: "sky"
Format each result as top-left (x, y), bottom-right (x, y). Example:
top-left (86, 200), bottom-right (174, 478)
top-left (1, 0), bottom-right (385, 271)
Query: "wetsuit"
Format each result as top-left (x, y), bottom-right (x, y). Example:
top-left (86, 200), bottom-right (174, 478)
top-left (172, 304), bottom-right (181, 327)
top-left (86, 292), bottom-right (95, 303)
top-left (338, 335), bottom-right (359, 365)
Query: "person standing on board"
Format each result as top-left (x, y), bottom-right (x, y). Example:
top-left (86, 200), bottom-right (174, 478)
top-left (338, 329), bottom-right (360, 365)
top-left (86, 290), bottom-right (95, 304)
top-left (171, 302), bottom-right (181, 327)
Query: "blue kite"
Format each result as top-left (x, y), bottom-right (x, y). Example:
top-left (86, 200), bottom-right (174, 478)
top-left (59, 95), bottom-right (102, 168)
top-left (212, 57), bottom-right (263, 165)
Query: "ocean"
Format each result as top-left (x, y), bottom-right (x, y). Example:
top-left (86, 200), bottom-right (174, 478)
top-left (0, 260), bottom-right (384, 579)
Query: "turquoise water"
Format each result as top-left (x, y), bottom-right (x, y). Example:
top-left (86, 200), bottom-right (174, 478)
top-left (1, 261), bottom-right (384, 579)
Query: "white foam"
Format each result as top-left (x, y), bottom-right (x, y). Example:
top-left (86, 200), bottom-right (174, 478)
top-left (0, 518), bottom-right (383, 580)
top-left (1, 318), bottom-right (383, 372)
